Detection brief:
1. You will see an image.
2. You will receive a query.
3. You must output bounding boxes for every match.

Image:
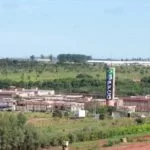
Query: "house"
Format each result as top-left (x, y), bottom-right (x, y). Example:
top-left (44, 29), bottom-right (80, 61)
top-left (123, 96), bottom-right (150, 112)
top-left (16, 100), bottom-right (84, 112)
top-left (16, 100), bottom-right (51, 112)
top-left (46, 101), bottom-right (84, 112)
top-left (0, 98), bottom-right (16, 111)
top-left (0, 91), bottom-right (16, 98)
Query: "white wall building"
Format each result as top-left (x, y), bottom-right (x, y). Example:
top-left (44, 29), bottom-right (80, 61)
top-left (87, 60), bottom-right (150, 66)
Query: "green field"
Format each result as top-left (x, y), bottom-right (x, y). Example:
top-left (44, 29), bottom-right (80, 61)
top-left (1, 112), bottom-right (150, 150)
top-left (1, 60), bottom-right (150, 95)
top-left (0, 61), bottom-right (150, 81)
top-left (26, 112), bottom-right (150, 150)
top-left (0, 70), bottom-right (147, 81)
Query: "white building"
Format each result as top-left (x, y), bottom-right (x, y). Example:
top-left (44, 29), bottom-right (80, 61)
top-left (87, 60), bottom-right (150, 66)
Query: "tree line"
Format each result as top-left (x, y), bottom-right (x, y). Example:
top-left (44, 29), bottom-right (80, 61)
top-left (57, 54), bottom-right (92, 63)
top-left (0, 76), bottom-right (150, 96)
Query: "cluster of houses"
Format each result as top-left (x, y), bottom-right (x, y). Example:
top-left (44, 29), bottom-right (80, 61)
top-left (1, 88), bottom-right (150, 118)
top-left (0, 88), bottom-right (90, 112)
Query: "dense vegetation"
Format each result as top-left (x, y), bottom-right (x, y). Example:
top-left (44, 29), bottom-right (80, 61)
top-left (0, 112), bottom-right (39, 150)
top-left (57, 54), bottom-right (92, 63)
top-left (0, 58), bottom-right (150, 96)
top-left (1, 112), bottom-right (150, 149)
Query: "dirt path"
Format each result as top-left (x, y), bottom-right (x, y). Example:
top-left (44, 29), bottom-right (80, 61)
top-left (41, 142), bottom-right (150, 150)
top-left (104, 142), bottom-right (150, 150)
top-left (40, 135), bottom-right (150, 150)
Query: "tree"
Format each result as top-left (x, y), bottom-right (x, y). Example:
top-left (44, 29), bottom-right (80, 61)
top-left (96, 74), bottom-right (100, 79)
top-left (57, 54), bottom-right (92, 63)
top-left (52, 110), bottom-right (63, 118)
top-left (30, 55), bottom-right (35, 61)
top-left (20, 73), bottom-right (25, 81)
top-left (40, 54), bottom-right (45, 59)
top-left (27, 75), bottom-right (31, 81)
top-left (107, 106), bottom-right (116, 115)
top-left (17, 113), bottom-right (27, 127)
top-left (49, 54), bottom-right (53, 61)
top-left (76, 73), bottom-right (93, 79)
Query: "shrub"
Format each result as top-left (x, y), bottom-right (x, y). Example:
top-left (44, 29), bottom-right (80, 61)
top-left (52, 110), bottom-right (63, 118)
top-left (103, 140), bottom-right (113, 147)
top-left (99, 113), bottom-right (105, 120)
top-left (135, 117), bottom-right (145, 124)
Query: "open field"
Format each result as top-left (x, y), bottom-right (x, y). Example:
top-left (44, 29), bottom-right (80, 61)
top-left (0, 71), bottom-right (104, 81)
top-left (26, 112), bottom-right (135, 132)
top-left (1, 112), bottom-right (150, 149)
top-left (25, 112), bottom-right (150, 150)
top-left (0, 70), bottom-right (146, 81)
top-left (1, 61), bottom-right (150, 95)
top-left (0, 62), bottom-right (150, 81)
top-left (42, 135), bottom-right (150, 150)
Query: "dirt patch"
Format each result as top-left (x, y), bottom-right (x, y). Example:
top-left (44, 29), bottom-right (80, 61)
top-left (104, 142), bottom-right (150, 150)
top-left (40, 135), bottom-right (150, 150)
top-left (40, 142), bottom-right (150, 150)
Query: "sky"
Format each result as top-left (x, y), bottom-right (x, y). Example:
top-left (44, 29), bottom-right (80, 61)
top-left (0, 0), bottom-right (150, 59)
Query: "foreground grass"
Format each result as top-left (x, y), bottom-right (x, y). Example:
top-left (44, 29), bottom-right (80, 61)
top-left (27, 114), bottom-right (135, 134)
top-left (1, 112), bottom-right (150, 149)
top-left (70, 131), bottom-right (150, 150)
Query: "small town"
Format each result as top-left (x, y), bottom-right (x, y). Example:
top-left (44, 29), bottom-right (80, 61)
top-left (1, 85), bottom-right (150, 118)
top-left (1, 0), bottom-right (150, 149)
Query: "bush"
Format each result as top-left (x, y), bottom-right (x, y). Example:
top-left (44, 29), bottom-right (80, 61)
top-left (135, 117), bottom-right (145, 124)
top-left (99, 113), bottom-right (105, 120)
top-left (52, 110), bottom-right (63, 118)
top-left (103, 140), bottom-right (113, 147)
top-left (76, 73), bottom-right (93, 79)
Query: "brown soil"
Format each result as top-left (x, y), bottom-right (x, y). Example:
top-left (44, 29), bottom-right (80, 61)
top-left (40, 142), bottom-right (150, 150)
top-left (40, 135), bottom-right (150, 150)
top-left (104, 142), bottom-right (150, 150)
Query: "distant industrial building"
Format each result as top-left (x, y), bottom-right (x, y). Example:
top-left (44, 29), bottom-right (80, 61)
top-left (87, 60), bottom-right (150, 66)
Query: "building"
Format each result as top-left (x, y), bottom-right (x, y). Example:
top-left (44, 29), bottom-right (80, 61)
top-left (0, 88), bottom-right (87, 112)
top-left (87, 60), bottom-right (150, 66)
top-left (106, 67), bottom-right (115, 101)
top-left (0, 98), bottom-right (16, 111)
top-left (47, 101), bottom-right (84, 112)
top-left (0, 91), bottom-right (16, 98)
top-left (16, 100), bottom-right (51, 112)
top-left (16, 100), bottom-right (84, 112)
top-left (16, 89), bottom-right (55, 98)
top-left (123, 96), bottom-right (150, 112)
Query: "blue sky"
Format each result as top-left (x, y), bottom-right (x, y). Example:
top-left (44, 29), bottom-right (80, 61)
top-left (0, 0), bottom-right (150, 58)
